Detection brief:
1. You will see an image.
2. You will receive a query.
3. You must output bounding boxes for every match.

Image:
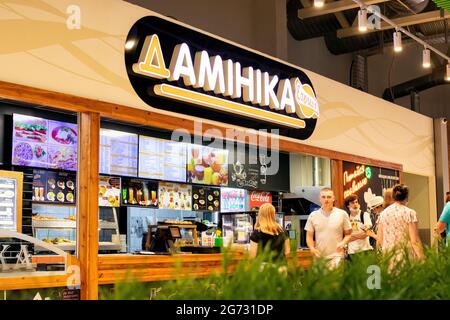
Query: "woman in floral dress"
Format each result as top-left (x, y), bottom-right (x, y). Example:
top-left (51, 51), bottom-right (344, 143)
top-left (377, 184), bottom-right (425, 269)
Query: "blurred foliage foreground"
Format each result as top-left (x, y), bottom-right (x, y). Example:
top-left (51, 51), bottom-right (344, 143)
top-left (99, 242), bottom-right (450, 300)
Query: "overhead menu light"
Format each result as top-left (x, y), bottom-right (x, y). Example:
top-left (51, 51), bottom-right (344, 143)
top-left (393, 30), bottom-right (402, 52)
top-left (314, 0), bottom-right (325, 8)
top-left (358, 8), bottom-right (368, 32)
top-left (446, 63), bottom-right (450, 81)
top-left (422, 48), bottom-right (431, 68)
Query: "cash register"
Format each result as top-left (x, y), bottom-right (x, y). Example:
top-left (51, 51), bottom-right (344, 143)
top-left (146, 225), bottom-right (182, 254)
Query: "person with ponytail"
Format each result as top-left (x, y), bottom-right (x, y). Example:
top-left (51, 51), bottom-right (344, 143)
top-left (377, 184), bottom-right (425, 267)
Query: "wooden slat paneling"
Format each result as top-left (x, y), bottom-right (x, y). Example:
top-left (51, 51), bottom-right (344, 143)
top-left (96, 251), bottom-right (312, 284)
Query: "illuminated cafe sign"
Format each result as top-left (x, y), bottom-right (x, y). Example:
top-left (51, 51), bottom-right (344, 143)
top-left (343, 164), bottom-right (369, 198)
top-left (125, 16), bottom-right (319, 140)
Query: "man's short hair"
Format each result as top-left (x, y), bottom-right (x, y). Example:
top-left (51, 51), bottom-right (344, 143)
top-left (320, 187), bottom-right (333, 193)
top-left (344, 194), bottom-right (358, 208)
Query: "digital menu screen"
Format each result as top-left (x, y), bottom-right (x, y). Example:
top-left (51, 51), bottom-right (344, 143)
top-left (192, 186), bottom-right (221, 212)
top-left (138, 135), bottom-right (186, 182)
top-left (100, 129), bottom-right (138, 177)
top-left (32, 170), bottom-right (76, 204)
top-left (12, 114), bottom-right (78, 171)
top-left (121, 178), bottom-right (158, 207)
top-left (99, 176), bottom-right (121, 207)
top-left (158, 181), bottom-right (192, 210)
top-left (187, 144), bottom-right (228, 186)
top-left (220, 187), bottom-right (247, 212)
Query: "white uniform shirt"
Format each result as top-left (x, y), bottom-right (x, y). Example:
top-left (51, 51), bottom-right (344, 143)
top-left (304, 207), bottom-right (352, 259)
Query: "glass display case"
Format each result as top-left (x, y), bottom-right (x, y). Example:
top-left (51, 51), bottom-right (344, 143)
top-left (32, 204), bottom-right (121, 253)
top-left (221, 212), bottom-right (254, 246)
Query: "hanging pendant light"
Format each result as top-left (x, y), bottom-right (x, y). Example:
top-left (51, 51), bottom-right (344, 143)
top-left (446, 63), bottom-right (450, 81)
top-left (314, 0), bottom-right (325, 8)
top-left (358, 8), bottom-right (368, 32)
top-left (393, 30), bottom-right (402, 52)
top-left (422, 48), bottom-right (431, 68)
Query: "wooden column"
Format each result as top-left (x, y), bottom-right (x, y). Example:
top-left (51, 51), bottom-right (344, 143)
top-left (331, 159), bottom-right (344, 209)
top-left (77, 112), bottom-right (100, 300)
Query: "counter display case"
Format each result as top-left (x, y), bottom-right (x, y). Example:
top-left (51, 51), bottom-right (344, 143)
top-left (32, 205), bottom-right (121, 252)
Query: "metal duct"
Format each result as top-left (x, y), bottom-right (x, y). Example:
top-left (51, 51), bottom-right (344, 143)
top-left (387, 0), bottom-right (430, 16)
top-left (382, 64), bottom-right (449, 101)
top-left (288, 0), bottom-right (440, 55)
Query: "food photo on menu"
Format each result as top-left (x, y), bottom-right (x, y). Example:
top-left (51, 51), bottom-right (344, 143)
top-left (32, 170), bottom-right (76, 204)
top-left (12, 114), bottom-right (78, 171)
top-left (187, 144), bottom-right (228, 186)
top-left (121, 179), bottom-right (158, 207)
top-left (99, 176), bottom-right (121, 207)
top-left (158, 182), bottom-right (192, 210)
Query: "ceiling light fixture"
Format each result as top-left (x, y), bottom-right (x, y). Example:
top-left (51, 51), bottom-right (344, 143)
top-left (422, 48), bottom-right (431, 68)
top-left (314, 0), bottom-right (325, 8)
top-left (446, 63), bottom-right (450, 81)
top-left (358, 8), bottom-right (368, 32)
top-left (393, 30), bottom-right (402, 52)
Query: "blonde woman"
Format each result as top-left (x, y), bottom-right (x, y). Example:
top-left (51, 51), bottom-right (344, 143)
top-left (249, 203), bottom-right (290, 261)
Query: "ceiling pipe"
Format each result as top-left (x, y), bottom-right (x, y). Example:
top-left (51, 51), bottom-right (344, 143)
top-left (382, 64), bottom-right (449, 101)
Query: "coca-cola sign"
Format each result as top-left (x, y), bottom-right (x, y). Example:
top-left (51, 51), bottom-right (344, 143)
top-left (250, 191), bottom-right (272, 209)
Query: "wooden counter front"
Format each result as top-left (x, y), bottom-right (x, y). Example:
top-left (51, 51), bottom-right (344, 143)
top-left (97, 250), bottom-right (312, 285)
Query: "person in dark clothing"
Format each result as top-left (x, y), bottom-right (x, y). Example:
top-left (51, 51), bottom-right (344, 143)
top-left (249, 203), bottom-right (290, 261)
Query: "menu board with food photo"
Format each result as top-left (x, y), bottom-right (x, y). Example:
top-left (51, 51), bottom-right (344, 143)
top-left (220, 187), bottom-right (247, 212)
top-left (0, 170), bottom-right (23, 232)
top-left (138, 135), bottom-right (187, 182)
top-left (100, 129), bottom-right (138, 177)
top-left (12, 114), bottom-right (78, 171)
top-left (187, 145), bottom-right (228, 186)
top-left (207, 187), bottom-right (221, 212)
top-left (121, 178), bottom-right (158, 207)
top-left (192, 186), bottom-right (221, 212)
top-left (192, 186), bottom-right (207, 211)
top-left (99, 176), bottom-right (121, 207)
top-left (32, 170), bottom-right (76, 204)
top-left (158, 182), bottom-right (192, 210)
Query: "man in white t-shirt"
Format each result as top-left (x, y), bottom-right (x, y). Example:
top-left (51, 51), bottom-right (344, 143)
top-left (344, 194), bottom-right (373, 257)
top-left (305, 187), bottom-right (352, 268)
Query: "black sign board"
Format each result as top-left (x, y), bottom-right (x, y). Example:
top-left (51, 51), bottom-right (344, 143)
top-left (228, 145), bottom-right (290, 192)
top-left (343, 161), bottom-right (400, 212)
top-left (62, 288), bottom-right (80, 300)
top-left (192, 186), bottom-right (221, 212)
top-left (121, 178), bottom-right (158, 207)
top-left (125, 15), bottom-right (319, 140)
top-left (32, 170), bottom-right (76, 204)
